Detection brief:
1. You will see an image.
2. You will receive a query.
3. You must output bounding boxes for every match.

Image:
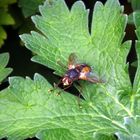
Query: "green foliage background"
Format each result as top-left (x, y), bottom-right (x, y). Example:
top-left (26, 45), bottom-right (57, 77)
top-left (0, 0), bottom-right (140, 140)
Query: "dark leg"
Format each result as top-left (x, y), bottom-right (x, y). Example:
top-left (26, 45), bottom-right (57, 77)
top-left (54, 83), bottom-right (72, 96)
top-left (48, 79), bottom-right (62, 93)
top-left (63, 84), bottom-right (72, 90)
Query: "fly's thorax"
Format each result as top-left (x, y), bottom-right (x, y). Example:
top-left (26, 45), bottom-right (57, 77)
top-left (66, 69), bottom-right (80, 79)
top-left (62, 69), bottom-right (80, 86)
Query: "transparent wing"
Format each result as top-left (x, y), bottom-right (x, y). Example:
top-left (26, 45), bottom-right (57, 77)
top-left (68, 53), bottom-right (78, 69)
top-left (86, 72), bottom-right (105, 83)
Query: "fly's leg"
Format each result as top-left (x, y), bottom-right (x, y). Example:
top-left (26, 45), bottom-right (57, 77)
top-left (48, 79), bottom-right (62, 93)
top-left (55, 84), bottom-right (72, 96)
top-left (63, 84), bottom-right (72, 90)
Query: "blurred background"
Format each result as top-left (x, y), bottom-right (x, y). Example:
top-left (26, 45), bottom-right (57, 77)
top-left (0, 0), bottom-right (138, 89)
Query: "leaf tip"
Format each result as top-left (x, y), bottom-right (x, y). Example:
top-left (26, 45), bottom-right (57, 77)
top-left (19, 34), bottom-right (26, 41)
top-left (33, 73), bottom-right (46, 82)
top-left (34, 73), bottom-right (41, 79)
top-left (71, 0), bottom-right (86, 11)
top-left (94, 1), bottom-right (103, 10)
top-left (8, 76), bottom-right (14, 85)
top-left (6, 67), bottom-right (13, 73)
top-left (0, 52), bottom-right (9, 60)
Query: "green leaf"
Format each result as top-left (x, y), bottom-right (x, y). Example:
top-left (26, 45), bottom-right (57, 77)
top-left (37, 129), bottom-right (118, 140)
top-left (0, 53), bottom-right (12, 83)
top-left (93, 133), bottom-right (117, 140)
top-left (132, 11), bottom-right (140, 115)
top-left (127, 0), bottom-right (140, 25)
top-left (2, 0), bottom-right (137, 139)
top-left (20, 0), bottom-right (132, 105)
top-left (18, 0), bottom-right (44, 17)
top-left (36, 128), bottom-right (80, 140)
top-left (133, 42), bottom-right (140, 93)
top-left (0, 74), bottom-right (99, 139)
top-left (128, 0), bottom-right (140, 11)
top-left (116, 116), bottom-right (140, 140)
top-left (0, 9), bottom-right (15, 25)
top-left (0, 74), bottom-right (132, 140)
top-left (128, 13), bottom-right (134, 24)
top-left (134, 11), bottom-right (140, 37)
top-left (20, 0), bottom-right (90, 76)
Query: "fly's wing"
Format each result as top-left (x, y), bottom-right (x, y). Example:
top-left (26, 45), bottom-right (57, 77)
top-left (68, 53), bottom-right (78, 69)
top-left (86, 72), bottom-right (105, 83)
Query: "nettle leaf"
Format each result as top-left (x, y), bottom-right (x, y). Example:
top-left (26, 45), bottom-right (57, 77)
top-left (128, 0), bottom-right (140, 11)
top-left (18, 0), bottom-right (44, 17)
top-left (111, 10), bottom-right (140, 140)
top-left (0, 53), bottom-right (12, 83)
top-left (0, 73), bottom-right (119, 140)
top-left (127, 0), bottom-right (140, 25)
top-left (133, 11), bottom-right (140, 115)
top-left (36, 128), bottom-right (79, 140)
top-left (0, 0), bottom-right (136, 139)
top-left (20, 0), bottom-right (90, 76)
top-left (93, 133), bottom-right (117, 140)
top-left (20, 0), bottom-right (132, 98)
top-left (0, 73), bottom-right (132, 140)
top-left (116, 116), bottom-right (140, 140)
